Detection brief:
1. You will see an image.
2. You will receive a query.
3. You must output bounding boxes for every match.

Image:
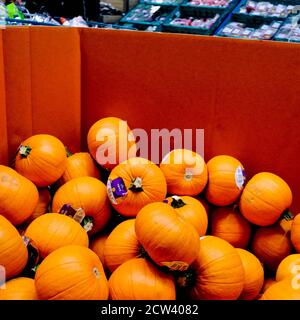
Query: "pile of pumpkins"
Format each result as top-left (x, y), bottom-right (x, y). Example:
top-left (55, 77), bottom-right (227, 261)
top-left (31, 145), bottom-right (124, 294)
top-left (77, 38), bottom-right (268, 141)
top-left (1, 116), bottom-right (300, 300)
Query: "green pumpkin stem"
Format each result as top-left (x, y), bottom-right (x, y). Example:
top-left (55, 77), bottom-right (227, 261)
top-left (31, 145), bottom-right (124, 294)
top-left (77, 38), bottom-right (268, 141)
top-left (175, 270), bottom-right (195, 288)
top-left (170, 196), bottom-right (186, 208)
top-left (282, 210), bottom-right (294, 221)
top-left (65, 146), bottom-right (73, 158)
top-left (19, 145), bottom-right (32, 158)
top-left (128, 177), bottom-right (143, 192)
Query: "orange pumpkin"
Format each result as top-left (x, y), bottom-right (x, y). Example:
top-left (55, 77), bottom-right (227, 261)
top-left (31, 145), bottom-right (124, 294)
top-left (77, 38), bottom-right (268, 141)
top-left (15, 134), bottom-right (67, 187)
top-left (176, 236), bottom-right (244, 300)
top-left (107, 157), bottom-right (167, 217)
top-left (109, 258), bottom-right (176, 300)
top-left (87, 117), bottom-right (136, 171)
top-left (261, 278), bottom-right (277, 293)
top-left (90, 233), bottom-right (110, 268)
top-left (205, 155), bottom-right (246, 206)
top-left (236, 248), bottom-right (264, 300)
top-left (60, 152), bottom-right (100, 184)
top-left (52, 177), bottom-right (111, 235)
top-left (291, 214), bottom-right (300, 252)
top-left (104, 219), bottom-right (143, 272)
top-left (0, 215), bottom-right (28, 279)
top-left (35, 245), bottom-right (109, 300)
top-left (0, 165), bottom-right (39, 226)
top-left (251, 224), bottom-right (292, 271)
top-left (261, 279), bottom-right (300, 300)
top-left (240, 172), bottom-right (292, 226)
top-left (276, 254), bottom-right (300, 282)
top-left (160, 149), bottom-right (208, 196)
top-left (165, 195), bottom-right (208, 236)
top-left (210, 206), bottom-right (251, 248)
top-left (25, 213), bottom-right (89, 258)
top-left (0, 277), bottom-right (37, 300)
top-left (135, 202), bottom-right (200, 271)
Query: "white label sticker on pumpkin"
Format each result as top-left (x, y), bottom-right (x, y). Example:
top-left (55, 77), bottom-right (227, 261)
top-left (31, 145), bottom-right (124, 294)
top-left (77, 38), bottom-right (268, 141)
top-left (107, 177), bottom-right (127, 205)
top-left (161, 261), bottom-right (189, 272)
top-left (235, 166), bottom-right (246, 190)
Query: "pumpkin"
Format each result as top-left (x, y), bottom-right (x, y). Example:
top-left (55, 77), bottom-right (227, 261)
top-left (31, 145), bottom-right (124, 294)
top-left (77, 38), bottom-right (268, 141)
top-left (276, 254), bottom-right (300, 282)
top-left (25, 213), bottom-right (89, 258)
top-left (236, 248), bottom-right (264, 300)
top-left (0, 215), bottom-right (28, 279)
top-left (210, 206), bottom-right (251, 248)
top-left (251, 224), bottom-right (292, 271)
top-left (107, 157), bottom-right (167, 217)
top-left (160, 149), bottom-right (208, 196)
top-left (87, 117), bottom-right (136, 171)
top-left (52, 177), bottom-right (111, 235)
top-left (135, 202), bottom-right (200, 271)
top-left (0, 277), bottom-right (37, 300)
top-left (60, 152), bottom-right (100, 185)
top-left (240, 172), bottom-right (292, 226)
top-left (205, 155), bottom-right (246, 206)
top-left (0, 165), bottom-right (39, 225)
top-left (291, 214), bottom-right (300, 252)
top-left (15, 134), bottom-right (67, 187)
top-left (165, 195), bottom-right (208, 236)
top-left (90, 233), bottom-right (110, 269)
top-left (104, 219), bottom-right (143, 272)
top-left (35, 245), bottom-right (109, 300)
top-left (261, 279), bottom-right (300, 300)
top-left (176, 236), bottom-right (244, 300)
top-left (261, 278), bottom-right (277, 293)
top-left (109, 258), bottom-right (176, 300)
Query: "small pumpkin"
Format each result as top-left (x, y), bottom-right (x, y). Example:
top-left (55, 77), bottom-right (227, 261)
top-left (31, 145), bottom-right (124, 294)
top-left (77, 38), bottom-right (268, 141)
top-left (35, 245), bottom-right (109, 300)
top-left (15, 134), bottom-right (67, 187)
top-left (0, 215), bottom-right (28, 279)
top-left (240, 172), bottom-right (292, 226)
top-left (0, 165), bottom-right (39, 225)
top-left (276, 254), bottom-right (300, 282)
top-left (291, 214), bottom-right (300, 252)
top-left (0, 277), bottom-right (37, 300)
top-left (87, 117), bottom-right (136, 171)
top-left (160, 149), bottom-right (208, 196)
top-left (107, 157), bottom-right (167, 217)
top-left (90, 233), bottom-right (110, 269)
top-left (261, 279), bottom-right (300, 300)
top-left (52, 177), bottom-right (111, 235)
top-left (108, 258), bottom-right (176, 300)
top-left (165, 195), bottom-right (208, 236)
top-left (205, 155), bottom-right (246, 206)
top-left (210, 206), bottom-right (251, 248)
top-left (104, 219), bottom-right (143, 272)
top-left (25, 213), bottom-right (89, 258)
top-left (236, 248), bottom-right (264, 300)
top-left (135, 202), bottom-right (200, 271)
top-left (261, 278), bottom-right (277, 293)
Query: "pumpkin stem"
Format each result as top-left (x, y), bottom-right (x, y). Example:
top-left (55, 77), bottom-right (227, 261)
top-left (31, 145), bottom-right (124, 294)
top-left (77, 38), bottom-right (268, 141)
top-left (174, 270), bottom-right (195, 288)
top-left (18, 145), bottom-right (32, 158)
top-left (170, 196), bottom-right (186, 208)
top-left (128, 177), bottom-right (143, 192)
top-left (138, 246), bottom-right (149, 259)
top-left (65, 146), bottom-right (73, 157)
top-left (282, 210), bottom-right (294, 221)
top-left (81, 216), bottom-right (94, 233)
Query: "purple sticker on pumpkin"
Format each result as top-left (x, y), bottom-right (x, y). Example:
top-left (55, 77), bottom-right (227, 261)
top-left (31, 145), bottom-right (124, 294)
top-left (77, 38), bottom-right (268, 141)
top-left (110, 177), bottom-right (127, 199)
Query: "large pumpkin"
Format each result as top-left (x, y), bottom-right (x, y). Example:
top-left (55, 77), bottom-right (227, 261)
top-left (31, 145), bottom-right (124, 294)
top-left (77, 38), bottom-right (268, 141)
top-left (0, 215), bottom-right (28, 279)
top-left (261, 279), bottom-right (300, 300)
top-left (251, 224), bottom-right (292, 271)
top-left (109, 258), bottom-right (176, 300)
top-left (35, 245), bottom-right (109, 300)
top-left (107, 157), bottom-right (167, 217)
top-left (176, 236), bottom-right (244, 300)
top-left (160, 149), bottom-right (208, 196)
top-left (87, 117), bottom-right (136, 171)
top-left (210, 206), bottom-right (251, 248)
top-left (0, 165), bottom-right (39, 225)
top-left (0, 277), bottom-right (37, 300)
top-left (236, 248), bottom-right (264, 300)
top-left (52, 177), bottom-right (111, 235)
top-left (291, 214), bottom-right (300, 252)
top-left (104, 219), bottom-right (143, 272)
top-left (25, 213), bottom-right (89, 258)
top-left (90, 233), bottom-right (110, 269)
top-left (165, 195), bottom-right (208, 236)
top-left (276, 254), bottom-right (300, 282)
top-left (15, 134), bottom-right (67, 187)
top-left (205, 155), bottom-right (246, 206)
top-left (240, 172), bottom-right (292, 226)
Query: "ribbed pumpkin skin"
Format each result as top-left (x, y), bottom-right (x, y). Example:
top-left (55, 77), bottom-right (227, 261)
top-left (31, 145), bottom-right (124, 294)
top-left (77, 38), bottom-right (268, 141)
top-left (276, 254), bottom-right (300, 282)
top-left (210, 206), bottom-right (251, 248)
top-left (0, 277), bottom-right (37, 300)
top-left (0, 165), bottom-right (39, 225)
top-left (87, 117), bottom-right (136, 171)
top-left (107, 157), bottom-right (167, 217)
top-left (165, 196), bottom-right (208, 236)
top-left (52, 177), bottom-right (111, 235)
top-left (251, 225), bottom-right (292, 271)
top-left (236, 248), bottom-right (264, 300)
top-left (35, 246), bottom-right (109, 300)
top-left (135, 202), bottom-right (200, 271)
top-left (15, 134), bottom-right (67, 187)
top-left (291, 215), bottom-right (300, 252)
top-left (261, 279), bottom-right (300, 300)
top-left (205, 155), bottom-right (245, 206)
top-left (160, 149), bottom-right (208, 196)
top-left (240, 172), bottom-right (292, 226)
top-left (25, 213), bottom-right (89, 258)
top-left (60, 152), bottom-right (100, 184)
top-left (109, 258), bottom-right (176, 300)
top-left (90, 233), bottom-right (109, 268)
top-left (0, 215), bottom-right (28, 279)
